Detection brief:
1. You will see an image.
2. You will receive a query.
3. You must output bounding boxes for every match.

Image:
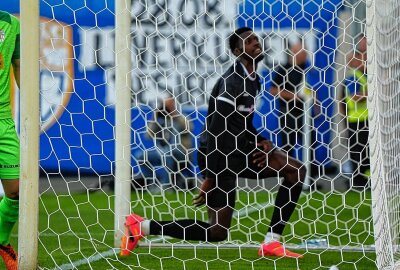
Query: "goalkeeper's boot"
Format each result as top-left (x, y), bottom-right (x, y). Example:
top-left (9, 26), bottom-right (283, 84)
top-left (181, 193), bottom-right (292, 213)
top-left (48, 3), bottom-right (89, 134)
top-left (258, 241), bottom-right (303, 258)
top-left (0, 244), bottom-right (17, 270)
top-left (120, 214), bottom-right (145, 256)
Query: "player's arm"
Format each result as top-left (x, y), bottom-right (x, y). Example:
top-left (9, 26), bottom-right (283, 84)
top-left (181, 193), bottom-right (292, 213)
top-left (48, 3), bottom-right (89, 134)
top-left (12, 14), bottom-right (21, 89)
top-left (205, 94), bottom-right (236, 176)
top-left (12, 59), bottom-right (20, 89)
top-left (193, 93), bottom-right (236, 207)
top-left (248, 119), bottom-right (274, 167)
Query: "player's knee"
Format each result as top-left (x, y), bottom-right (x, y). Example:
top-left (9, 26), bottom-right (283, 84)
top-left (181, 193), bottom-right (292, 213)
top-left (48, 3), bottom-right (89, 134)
top-left (210, 232), bottom-right (228, 242)
top-left (283, 164), bottom-right (306, 187)
top-left (208, 226), bottom-right (229, 242)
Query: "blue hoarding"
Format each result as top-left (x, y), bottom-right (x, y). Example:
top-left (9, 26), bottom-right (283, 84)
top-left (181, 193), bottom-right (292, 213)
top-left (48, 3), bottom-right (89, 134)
top-left (0, 0), bottom-right (341, 175)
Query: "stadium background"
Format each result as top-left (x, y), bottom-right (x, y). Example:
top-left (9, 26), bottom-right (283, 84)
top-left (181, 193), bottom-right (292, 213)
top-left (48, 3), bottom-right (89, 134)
top-left (0, 0), bottom-right (342, 176)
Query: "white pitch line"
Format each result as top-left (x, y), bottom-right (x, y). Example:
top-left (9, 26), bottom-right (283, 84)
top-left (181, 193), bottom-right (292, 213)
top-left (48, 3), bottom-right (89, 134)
top-left (52, 200), bottom-right (273, 269)
top-left (235, 201), bottom-right (274, 217)
top-left (29, 202), bottom-right (274, 239)
top-left (52, 192), bottom-right (311, 270)
top-left (53, 248), bottom-right (118, 270)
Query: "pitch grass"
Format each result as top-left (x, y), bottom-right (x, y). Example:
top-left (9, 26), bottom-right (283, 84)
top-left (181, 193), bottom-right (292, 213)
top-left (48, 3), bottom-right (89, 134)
top-left (13, 189), bottom-right (376, 269)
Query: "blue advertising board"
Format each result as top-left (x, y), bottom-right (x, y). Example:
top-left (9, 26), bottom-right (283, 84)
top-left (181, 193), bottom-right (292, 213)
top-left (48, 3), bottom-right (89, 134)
top-left (0, 0), bottom-right (341, 175)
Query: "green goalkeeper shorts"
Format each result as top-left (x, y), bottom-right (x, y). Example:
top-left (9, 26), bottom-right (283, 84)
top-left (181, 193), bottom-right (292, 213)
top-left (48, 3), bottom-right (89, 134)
top-left (0, 118), bottom-right (19, 180)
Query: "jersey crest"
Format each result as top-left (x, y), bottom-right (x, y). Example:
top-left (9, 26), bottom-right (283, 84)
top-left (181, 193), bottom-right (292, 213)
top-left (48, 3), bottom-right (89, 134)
top-left (12, 18), bottom-right (74, 132)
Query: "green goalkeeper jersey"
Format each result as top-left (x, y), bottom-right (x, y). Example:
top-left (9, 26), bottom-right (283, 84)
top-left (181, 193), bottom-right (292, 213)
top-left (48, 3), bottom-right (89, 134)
top-left (0, 11), bottom-right (19, 119)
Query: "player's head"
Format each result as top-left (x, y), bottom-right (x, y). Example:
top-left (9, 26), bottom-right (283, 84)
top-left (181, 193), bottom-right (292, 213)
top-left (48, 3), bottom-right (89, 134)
top-left (288, 41), bottom-right (307, 66)
top-left (229, 27), bottom-right (264, 63)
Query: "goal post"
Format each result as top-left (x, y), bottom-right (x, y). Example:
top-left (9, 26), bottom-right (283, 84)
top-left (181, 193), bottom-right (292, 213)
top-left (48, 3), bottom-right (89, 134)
top-left (114, 0), bottom-right (133, 248)
top-left (18, 0), bottom-right (40, 268)
top-left (367, 0), bottom-right (400, 268)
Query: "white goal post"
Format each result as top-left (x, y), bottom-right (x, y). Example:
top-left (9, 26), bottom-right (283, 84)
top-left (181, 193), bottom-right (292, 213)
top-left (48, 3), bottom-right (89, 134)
top-left (114, 0), bottom-right (133, 248)
top-left (18, 0), bottom-right (40, 269)
top-left (367, 0), bottom-right (400, 269)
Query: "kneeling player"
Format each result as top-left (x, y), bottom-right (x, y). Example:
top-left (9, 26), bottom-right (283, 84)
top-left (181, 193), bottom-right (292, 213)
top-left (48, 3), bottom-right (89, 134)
top-left (121, 27), bottom-right (305, 259)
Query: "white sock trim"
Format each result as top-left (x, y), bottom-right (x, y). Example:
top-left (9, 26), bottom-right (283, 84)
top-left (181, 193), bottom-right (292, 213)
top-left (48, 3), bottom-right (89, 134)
top-left (264, 232), bottom-right (281, 243)
top-left (141, 220), bottom-right (150, 236)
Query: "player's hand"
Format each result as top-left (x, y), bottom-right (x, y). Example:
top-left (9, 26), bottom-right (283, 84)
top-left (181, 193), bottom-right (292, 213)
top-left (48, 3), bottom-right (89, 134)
top-left (253, 140), bottom-right (274, 167)
top-left (193, 178), bottom-right (215, 207)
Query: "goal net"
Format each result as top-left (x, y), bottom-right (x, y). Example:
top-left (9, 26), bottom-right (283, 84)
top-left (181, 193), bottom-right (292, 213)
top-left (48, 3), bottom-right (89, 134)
top-left (8, 0), bottom-right (392, 269)
top-left (367, 0), bottom-right (400, 269)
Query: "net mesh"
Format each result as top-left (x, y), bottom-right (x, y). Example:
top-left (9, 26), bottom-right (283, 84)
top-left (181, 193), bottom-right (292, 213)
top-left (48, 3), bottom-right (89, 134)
top-left (368, 0), bottom-right (400, 268)
top-left (8, 0), bottom-right (390, 269)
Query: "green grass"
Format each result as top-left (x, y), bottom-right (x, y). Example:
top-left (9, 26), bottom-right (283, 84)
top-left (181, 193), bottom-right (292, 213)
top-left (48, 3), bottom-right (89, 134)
top-left (12, 189), bottom-right (377, 269)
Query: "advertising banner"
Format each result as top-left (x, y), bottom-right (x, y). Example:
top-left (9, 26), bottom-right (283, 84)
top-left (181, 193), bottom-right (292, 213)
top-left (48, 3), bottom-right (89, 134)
top-left (0, 0), bottom-right (340, 174)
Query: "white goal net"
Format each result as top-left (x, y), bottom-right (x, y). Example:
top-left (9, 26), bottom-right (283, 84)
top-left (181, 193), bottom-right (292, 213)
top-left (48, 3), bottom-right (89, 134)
top-left (8, 0), bottom-right (397, 269)
top-left (367, 0), bottom-right (400, 269)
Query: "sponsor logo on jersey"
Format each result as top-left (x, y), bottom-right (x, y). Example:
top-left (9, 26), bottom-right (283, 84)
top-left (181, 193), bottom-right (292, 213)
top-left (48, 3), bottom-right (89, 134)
top-left (0, 164), bottom-right (19, 168)
top-left (237, 104), bottom-right (254, 113)
top-left (0, 30), bottom-right (5, 42)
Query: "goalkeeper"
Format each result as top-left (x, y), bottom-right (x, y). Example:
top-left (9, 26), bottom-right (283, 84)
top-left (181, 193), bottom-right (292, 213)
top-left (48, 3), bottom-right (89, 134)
top-left (121, 27), bottom-right (305, 259)
top-left (0, 10), bottom-right (21, 270)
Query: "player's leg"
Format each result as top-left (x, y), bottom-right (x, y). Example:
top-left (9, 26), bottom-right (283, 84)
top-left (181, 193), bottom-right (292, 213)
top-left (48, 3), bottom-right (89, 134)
top-left (141, 204), bottom-right (234, 242)
top-left (152, 178), bottom-right (235, 239)
top-left (0, 180), bottom-right (19, 245)
top-left (358, 120), bottom-right (370, 188)
top-left (120, 150), bottom-right (236, 256)
top-left (128, 174), bottom-right (235, 241)
top-left (349, 121), bottom-right (365, 188)
top-left (265, 150), bottom-right (305, 234)
top-left (248, 149), bottom-right (305, 258)
top-left (120, 184), bottom-right (236, 256)
top-left (0, 119), bottom-right (20, 269)
top-left (0, 181), bottom-right (19, 270)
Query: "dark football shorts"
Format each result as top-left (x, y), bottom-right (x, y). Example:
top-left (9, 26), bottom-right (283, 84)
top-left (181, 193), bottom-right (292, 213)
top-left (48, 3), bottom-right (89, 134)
top-left (197, 145), bottom-right (277, 209)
